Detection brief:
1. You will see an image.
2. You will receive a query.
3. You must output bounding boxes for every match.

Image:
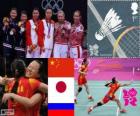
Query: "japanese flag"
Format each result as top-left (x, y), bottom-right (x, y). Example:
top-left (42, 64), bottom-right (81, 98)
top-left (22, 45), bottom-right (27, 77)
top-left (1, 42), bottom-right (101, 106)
top-left (48, 58), bottom-right (74, 116)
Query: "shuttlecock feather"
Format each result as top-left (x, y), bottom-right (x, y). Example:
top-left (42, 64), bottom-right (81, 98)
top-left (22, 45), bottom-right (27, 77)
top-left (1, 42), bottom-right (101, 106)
top-left (95, 8), bottom-right (125, 41)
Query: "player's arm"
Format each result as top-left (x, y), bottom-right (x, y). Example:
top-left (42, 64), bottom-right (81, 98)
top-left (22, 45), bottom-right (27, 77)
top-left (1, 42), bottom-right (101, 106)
top-left (76, 25), bottom-right (84, 41)
top-left (64, 23), bottom-right (71, 38)
top-left (0, 76), bottom-right (14, 85)
top-left (105, 81), bottom-right (112, 87)
top-left (29, 79), bottom-right (48, 94)
top-left (78, 69), bottom-right (86, 74)
top-left (2, 93), bottom-right (42, 108)
top-left (0, 76), bottom-right (3, 84)
top-left (120, 81), bottom-right (132, 87)
top-left (38, 82), bottom-right (48, 94)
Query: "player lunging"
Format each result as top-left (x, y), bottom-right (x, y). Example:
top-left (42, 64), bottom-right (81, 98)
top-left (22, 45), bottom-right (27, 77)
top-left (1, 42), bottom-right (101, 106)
top-left (88, 77), bottom-right (132, 114)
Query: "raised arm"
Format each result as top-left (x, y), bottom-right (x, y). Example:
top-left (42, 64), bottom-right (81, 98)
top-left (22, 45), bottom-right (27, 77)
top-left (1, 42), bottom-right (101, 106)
top-left (104, 81), bottom-right (112, 87)
top-left (120, 81), bottom-right (132, 87)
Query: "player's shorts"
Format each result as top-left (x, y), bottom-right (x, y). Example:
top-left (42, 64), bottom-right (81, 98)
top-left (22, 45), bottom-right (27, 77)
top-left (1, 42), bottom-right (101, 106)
top-left (70, 45), bottom-right (82, 58)
top-left (102, 95), bottom-right (115, 104)
top-left (53, 43), bottom-right (68, 58)
top-left (78, 76), bottom-right (87, 86)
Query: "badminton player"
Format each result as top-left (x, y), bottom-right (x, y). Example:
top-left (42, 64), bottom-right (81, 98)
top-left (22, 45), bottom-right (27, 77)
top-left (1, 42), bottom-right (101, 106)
top-left (15, 10), bottom-right (28, 58)
top-left (53, 10), bottom-right (71, 58)
top-left (69, 10), bottom-right (84, 58)
top-left (75, 58), bottom-right (93, 103)
top-left (26, 8), bottom-right (43, 58)
top-left (39, 7), bottom-right (55, 58)
top-left (0, 59), bottom-right (48, 116)
top-left (88, 77), bottom-right (132, 114)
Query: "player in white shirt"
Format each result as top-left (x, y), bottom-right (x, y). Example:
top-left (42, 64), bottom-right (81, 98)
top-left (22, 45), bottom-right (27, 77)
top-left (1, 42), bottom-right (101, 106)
top-left (40, 8), bottom-right (55, 58)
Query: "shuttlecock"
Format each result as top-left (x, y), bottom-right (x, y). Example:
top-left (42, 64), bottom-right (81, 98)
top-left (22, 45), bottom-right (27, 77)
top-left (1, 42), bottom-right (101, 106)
top-left (89, 44), bottom-right (99, 56)
top-left (95, 8), bottom-right (125, 41)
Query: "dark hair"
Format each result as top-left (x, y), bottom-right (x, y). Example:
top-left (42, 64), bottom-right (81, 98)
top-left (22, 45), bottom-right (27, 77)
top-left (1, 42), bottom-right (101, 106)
top-left (45, 7), bottom-right (52, 12)
top-left (10, 7), bottom-right (17, 12)
top-left (112, 77), bottom-right (116, 84)
top-left (11, 59), bottom-right (26, 93)
top-left (33, 7), bottom-right (40, 12)
top-left (21, 10), bottom-right (27, 16)
top-left (82, 58), bottom-right (87, 65)
top-left (34, 60), bottom-right (46, 82)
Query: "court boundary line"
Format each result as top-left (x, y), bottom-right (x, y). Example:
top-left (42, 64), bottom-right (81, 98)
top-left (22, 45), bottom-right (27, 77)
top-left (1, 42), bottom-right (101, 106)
top-left (116, 88), bottom-right (122, 116)
top-left (76, 105), bottom-right (117, 107)
top-left (75, 85), bottom-right (140, 88)
top-left (75, 83), bottom-right (140, 86)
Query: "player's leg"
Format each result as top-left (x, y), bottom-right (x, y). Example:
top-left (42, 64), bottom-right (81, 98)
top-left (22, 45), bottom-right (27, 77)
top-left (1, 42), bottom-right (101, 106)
top-left (33, 46), bottom-right (40, 58)
top-left (88, 101), bottom-right (104, 114)
top-left (40, 48), bottom-right (46, 58)
top-left (88, 96), bottom-right (110, 114)
top-left (45, 39), bottom-right (53, 58)
top-left (84, 83), bottom-right (93, 101)
top-left (113, 98), bottom-right (126, 113)
top-left (47, 49), bottom-right (52, 58)
top-left (60, 44), bottom-right (68, 58)
top-left (74, 86), bottom-right (82, 103)
top-left (53, 43), bottom-right (60, 58)
top-left (69, 47), bottom-right (74, 58)
top-left (70, 46), bottom-right (82, 58)
top-left (26, 47), bottom-right (32, 58)
top-left (77, 46), bottom-right (82, 58)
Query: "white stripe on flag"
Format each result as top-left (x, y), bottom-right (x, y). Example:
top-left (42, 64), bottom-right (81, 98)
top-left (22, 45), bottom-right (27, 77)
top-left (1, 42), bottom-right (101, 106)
top-left (48, 77), bottom-right (74, 103)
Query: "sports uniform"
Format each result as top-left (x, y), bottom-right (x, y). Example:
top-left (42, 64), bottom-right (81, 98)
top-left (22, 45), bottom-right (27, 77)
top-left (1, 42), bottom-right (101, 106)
top-left (69, 23), bottom-right (84, 58)
top-left (26, 19), bottom-right (43, 58)
top-left (53, 20), bottom-right (71, 58)
top-left (40, 19), bottom-right (55, 58)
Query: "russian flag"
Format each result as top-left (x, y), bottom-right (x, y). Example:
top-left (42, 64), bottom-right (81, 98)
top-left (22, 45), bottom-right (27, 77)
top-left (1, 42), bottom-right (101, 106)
top-left (48, 58), bottom-right (74, 116)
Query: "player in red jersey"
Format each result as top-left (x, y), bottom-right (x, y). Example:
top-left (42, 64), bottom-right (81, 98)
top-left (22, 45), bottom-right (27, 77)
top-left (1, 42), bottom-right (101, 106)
top-left (88, 77), bottom-right (132, 114)
top-left (53, 10), bottom-right (71, 58)
top-left (75, 58), bottom-right (93, 104)
top-left (1, 59), bottom-right (47, 116)
top-left (69, 10), bottom-right (84, 58)
top-left (26, 8), bottom-right (44, 58)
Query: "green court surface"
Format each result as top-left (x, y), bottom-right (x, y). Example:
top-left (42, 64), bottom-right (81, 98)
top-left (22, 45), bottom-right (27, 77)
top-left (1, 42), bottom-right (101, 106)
top-left (75, 81), bottom-right (140, 116)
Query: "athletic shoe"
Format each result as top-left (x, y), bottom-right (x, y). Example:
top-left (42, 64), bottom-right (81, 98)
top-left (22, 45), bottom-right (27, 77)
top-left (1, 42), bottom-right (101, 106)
top-left (88, 96), bottom-right (94, 101)
top-left (120, 109), bottom-right (127, 113)
top-left (88, 107), bottom-right (93, 114)
top-left (74, 98), bottom-right (77, 104)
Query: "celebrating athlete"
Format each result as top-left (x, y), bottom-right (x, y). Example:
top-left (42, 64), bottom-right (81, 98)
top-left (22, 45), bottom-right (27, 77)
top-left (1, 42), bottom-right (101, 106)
top-left (26, 8), bottom-right (44, 58)
top-left (69, 10), bottom-right (84, 58)
top-left (0, 59), bottom-right (48, 116)
top-left (39, 7), bottom-right (55, 58)
top-left (53, 10), bottom-right (71, 58)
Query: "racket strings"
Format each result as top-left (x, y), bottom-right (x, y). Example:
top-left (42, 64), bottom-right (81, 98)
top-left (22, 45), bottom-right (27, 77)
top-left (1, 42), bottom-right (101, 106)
top-left (118, 28), bottom-right (139, 57)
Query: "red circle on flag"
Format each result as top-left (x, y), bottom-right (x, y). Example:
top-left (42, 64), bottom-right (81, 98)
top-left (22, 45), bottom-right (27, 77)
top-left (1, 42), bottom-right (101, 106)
top-left (56, 81), bottom-right (67, 93)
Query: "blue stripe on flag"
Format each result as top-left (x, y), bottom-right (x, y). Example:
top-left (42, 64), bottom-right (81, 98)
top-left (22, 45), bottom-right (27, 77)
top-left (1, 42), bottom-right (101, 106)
top-left (48, 103), bottom-right (74, 110)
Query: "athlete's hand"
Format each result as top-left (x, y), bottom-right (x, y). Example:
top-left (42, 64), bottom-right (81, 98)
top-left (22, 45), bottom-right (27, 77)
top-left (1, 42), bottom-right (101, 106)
top-left (2, 93), bottom-right (14, 103)
top-left (40, 47), bottom-right (45, 54)
top-left (0, 77), bottom-right (9, 85)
